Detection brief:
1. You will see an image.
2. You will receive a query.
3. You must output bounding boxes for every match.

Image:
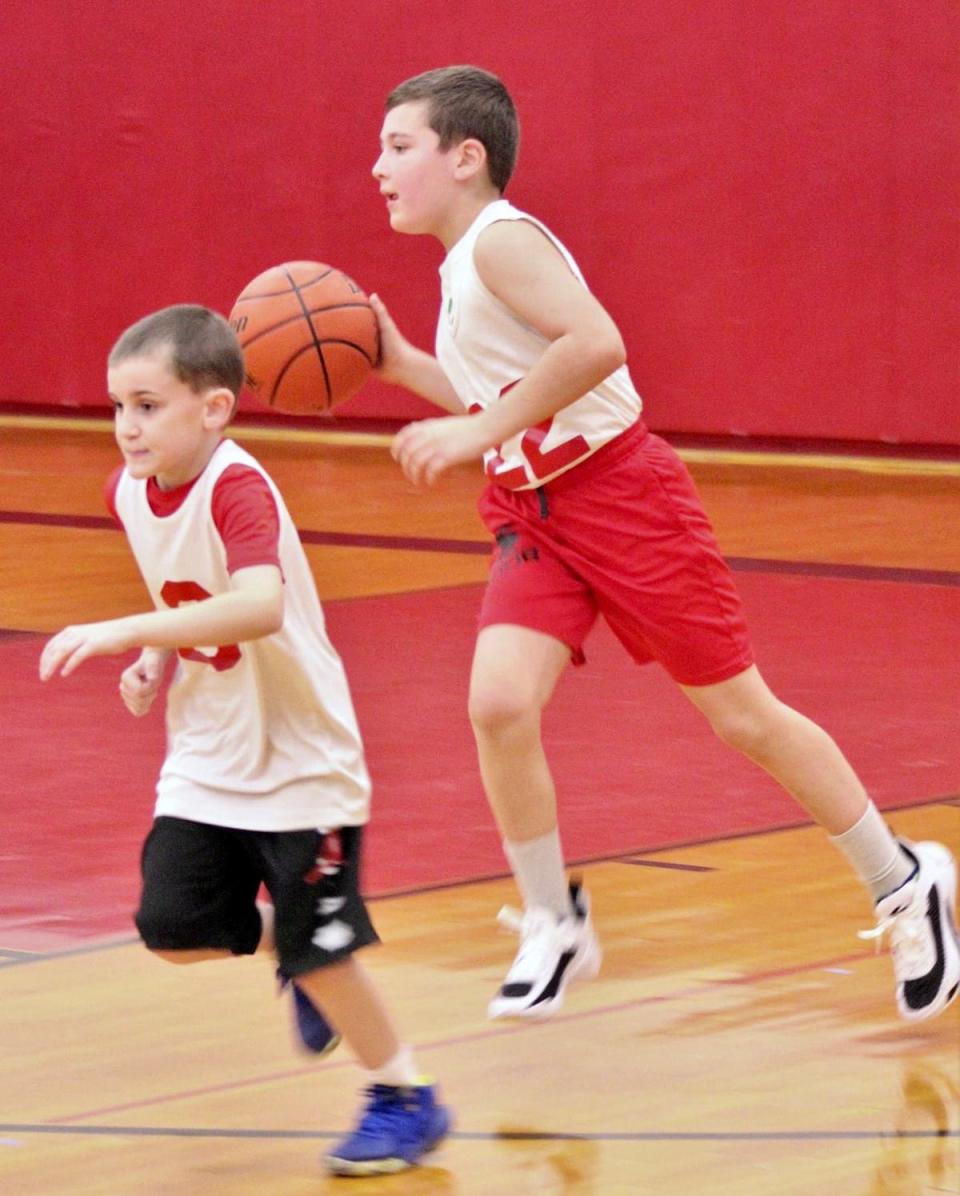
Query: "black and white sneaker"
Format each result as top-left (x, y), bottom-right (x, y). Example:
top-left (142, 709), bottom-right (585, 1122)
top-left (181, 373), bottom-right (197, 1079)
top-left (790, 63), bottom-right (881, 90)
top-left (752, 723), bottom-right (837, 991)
top-left (860, 840), bottom-right (960, 1021)
top-left (488, 880), bottom-right (601, 1020)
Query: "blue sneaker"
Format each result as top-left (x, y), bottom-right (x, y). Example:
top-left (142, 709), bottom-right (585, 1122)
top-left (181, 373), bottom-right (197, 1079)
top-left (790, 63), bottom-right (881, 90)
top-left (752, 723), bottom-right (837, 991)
top-left (282, 975), bottom-right (341, 1056)
top-left (325, 1081), bottom-right (452, 1176)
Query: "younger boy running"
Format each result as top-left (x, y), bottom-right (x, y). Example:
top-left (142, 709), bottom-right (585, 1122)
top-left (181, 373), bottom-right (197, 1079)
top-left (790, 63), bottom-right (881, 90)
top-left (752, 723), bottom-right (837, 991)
top-left (39, 305), bottom-right (451, 1176)
top-left (370, 65), bottom-right (959, 1024)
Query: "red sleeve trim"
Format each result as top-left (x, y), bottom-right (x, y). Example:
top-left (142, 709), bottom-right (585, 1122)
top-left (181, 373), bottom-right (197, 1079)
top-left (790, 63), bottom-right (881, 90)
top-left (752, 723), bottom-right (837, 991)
top-left (211, 464), bottom-right (282, 574)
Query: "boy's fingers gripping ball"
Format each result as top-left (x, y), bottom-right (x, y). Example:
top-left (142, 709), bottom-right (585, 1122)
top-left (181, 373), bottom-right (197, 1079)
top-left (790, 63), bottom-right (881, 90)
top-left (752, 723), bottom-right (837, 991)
top-left (229, 262), bottom-right (379, 415)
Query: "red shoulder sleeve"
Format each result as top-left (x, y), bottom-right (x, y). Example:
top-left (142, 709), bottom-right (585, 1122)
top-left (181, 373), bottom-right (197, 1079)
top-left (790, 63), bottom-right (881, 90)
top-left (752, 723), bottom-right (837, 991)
top-left (210, 464), bottom-right (282, 574)
top-left (105, 466), bottom-right (124, 528)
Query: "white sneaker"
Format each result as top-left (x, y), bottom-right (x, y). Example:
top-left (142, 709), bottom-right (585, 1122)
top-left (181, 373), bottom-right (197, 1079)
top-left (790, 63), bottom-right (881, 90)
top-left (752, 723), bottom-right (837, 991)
top-left (860, 840), bottom-right (960, 1021)
top-left (488, 880), bottom-right (601, 1020)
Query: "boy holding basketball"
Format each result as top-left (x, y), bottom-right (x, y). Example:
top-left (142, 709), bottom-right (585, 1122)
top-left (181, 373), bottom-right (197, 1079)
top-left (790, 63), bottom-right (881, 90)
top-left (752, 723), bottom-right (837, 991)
top-left (39, 305), bottom-right (451, 1176)
top-left (370, 65), bottom-right (959, 1023)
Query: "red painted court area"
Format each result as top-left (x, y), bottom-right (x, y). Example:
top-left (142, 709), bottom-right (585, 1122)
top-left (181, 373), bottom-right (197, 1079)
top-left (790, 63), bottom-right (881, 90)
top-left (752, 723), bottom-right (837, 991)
top-left (3, 571), bottom-right (958, 951)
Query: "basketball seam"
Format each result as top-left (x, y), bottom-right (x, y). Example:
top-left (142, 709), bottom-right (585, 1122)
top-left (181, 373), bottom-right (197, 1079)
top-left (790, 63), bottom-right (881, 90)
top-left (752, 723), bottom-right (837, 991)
top-left (234, 268), bottom-right (334, 300)
top-left (269, 343), bottom-right (330, 413)
top-left (237, 306), bottom-right (375, 355)
top-left (283, 267), bottom-right (332, 408)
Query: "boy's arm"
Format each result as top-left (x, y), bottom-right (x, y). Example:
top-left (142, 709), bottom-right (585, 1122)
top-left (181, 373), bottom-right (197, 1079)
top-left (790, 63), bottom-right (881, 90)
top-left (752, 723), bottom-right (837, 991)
top-left (471, 220), bottom-right (627, 438)
top-left (370, 293), bottom-right (464, 414)
top-left (392, 220), bottom-right (626, 485)
top-left (39, 565), bottom-right (283, 680)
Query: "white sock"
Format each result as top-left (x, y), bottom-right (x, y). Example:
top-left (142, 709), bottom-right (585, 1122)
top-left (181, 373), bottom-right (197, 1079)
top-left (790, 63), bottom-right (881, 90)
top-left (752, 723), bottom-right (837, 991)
top-left (830, 803), bottom-right (916, 901)
top-left (368, 1045), bottom-right (418, 1088)
top-left (503, 829), bottom-right (570, 918)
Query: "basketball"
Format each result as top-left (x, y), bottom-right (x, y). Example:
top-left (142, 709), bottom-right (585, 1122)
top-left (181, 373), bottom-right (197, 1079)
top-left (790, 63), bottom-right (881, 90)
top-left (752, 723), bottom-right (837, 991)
top-left (228, 261), bottom-right (379, 414)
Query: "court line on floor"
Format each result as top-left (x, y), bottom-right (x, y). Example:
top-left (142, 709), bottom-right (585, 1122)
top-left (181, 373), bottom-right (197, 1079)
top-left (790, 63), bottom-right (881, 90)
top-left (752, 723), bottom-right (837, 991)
top-left (2, 509), bottom-right (958, 583)
top-left (23, 937), bottom-right (926, 1128)
top-left (0, 1123), bottom-right (952, 1143)
top-left (373, 793), bottom-right (959, 902)
top-left (2, 795), bottom-right (955, 968)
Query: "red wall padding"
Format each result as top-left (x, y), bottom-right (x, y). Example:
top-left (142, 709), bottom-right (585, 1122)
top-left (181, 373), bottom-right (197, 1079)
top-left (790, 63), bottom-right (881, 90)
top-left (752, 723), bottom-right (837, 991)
top-left (2, 1), bottom-right (957, 443)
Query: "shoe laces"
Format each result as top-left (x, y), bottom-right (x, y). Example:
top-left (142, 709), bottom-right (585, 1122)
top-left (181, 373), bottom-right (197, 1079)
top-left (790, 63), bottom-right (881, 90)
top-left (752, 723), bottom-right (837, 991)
top-left (497, 905), bottom-right (526, 935)
top-left (355, 1084), bottom-right (418, 1134)
top-left (859, 905), bottom-right (929, 973)
top-left (497, 904), bottom-right (569, 974)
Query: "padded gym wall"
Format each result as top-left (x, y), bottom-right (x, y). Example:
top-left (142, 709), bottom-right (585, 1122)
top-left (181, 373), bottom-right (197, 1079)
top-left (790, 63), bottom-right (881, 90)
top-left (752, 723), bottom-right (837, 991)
top-left (2, 0), bottom-right (957, 443)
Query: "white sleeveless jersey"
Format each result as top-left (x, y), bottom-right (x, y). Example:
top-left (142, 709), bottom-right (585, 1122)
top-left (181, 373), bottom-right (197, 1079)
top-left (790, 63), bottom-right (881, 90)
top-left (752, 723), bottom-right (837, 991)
top-left (436, 199), bottom-right (643, 489)
top-left (113, 438), bottom-right (370, 831)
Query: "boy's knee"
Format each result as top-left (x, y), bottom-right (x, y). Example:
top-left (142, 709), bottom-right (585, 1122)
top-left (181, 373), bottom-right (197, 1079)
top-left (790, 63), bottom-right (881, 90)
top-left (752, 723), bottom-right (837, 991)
top-left (468, 682), bottom-right (538, 735)
top-left (707, 705), bottom-right (778, 757)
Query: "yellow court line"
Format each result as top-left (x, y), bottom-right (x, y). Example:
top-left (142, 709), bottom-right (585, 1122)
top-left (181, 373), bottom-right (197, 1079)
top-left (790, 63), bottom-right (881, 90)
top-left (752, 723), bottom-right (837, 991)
top-left (0, 413), bottom-right (390, 451)
top-left (677, 447), bottom-right (960, 477)
top-left (1, 413), bottom-right (958, 477)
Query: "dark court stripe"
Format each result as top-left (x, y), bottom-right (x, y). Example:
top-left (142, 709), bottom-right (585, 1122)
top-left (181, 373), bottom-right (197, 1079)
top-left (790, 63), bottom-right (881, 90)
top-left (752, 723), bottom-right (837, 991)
top-left (0, 1123), bottom-right (952, 1143)
top-left (726, 555), bottom-right (960, 587)
top-left (620, 859), bottom-right (716, 873)
top-left (2, 508), bottom-right (958, 582)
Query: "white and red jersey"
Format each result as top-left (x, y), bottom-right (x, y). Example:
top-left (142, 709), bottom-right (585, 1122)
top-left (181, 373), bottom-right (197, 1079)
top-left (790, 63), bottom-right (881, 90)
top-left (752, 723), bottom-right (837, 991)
top-left (110, 438), bottom-right (370, 832)
top-left (436, 199), bottom-right (643, 490)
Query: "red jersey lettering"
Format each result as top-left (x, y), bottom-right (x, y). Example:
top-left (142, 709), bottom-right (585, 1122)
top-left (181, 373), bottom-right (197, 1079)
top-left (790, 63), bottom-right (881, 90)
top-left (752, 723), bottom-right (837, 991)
top-left (160, 580), bottom-right (241, 672)
top-left (472, 380), bottom-right (591, 488)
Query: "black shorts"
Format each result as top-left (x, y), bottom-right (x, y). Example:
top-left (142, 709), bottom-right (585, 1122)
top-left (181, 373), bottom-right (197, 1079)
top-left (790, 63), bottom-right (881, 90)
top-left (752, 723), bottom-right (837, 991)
top-left (134, 816), bottom-right (379, 977)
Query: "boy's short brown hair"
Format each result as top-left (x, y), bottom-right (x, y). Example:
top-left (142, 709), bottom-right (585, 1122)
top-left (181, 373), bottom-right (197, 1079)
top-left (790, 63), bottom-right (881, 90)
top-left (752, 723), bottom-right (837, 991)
top-left (386, 65), bottom-right (519, 193)
top-left (110, 305), bottom-right (245, 398)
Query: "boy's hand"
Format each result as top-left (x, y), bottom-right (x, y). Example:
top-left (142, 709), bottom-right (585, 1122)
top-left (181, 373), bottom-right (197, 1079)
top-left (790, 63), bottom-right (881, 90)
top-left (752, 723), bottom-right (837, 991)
top-left (119, 649), bottom-right (169, 716)
top-left (391, 414), bottom-right (490, 485)
top-left (39, 619), bottom-right (136, 681)
top-left (369, 294), bottom-right (413, 385)
top-left (369, 294), bottom-right (465, 415)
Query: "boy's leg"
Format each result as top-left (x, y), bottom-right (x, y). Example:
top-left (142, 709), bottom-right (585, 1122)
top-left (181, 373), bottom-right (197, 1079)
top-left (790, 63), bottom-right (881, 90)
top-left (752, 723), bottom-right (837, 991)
top-left (136, 817), bottom-right (341, 1048)
top-left (469, 623), bottom-right (601, 1018)
top-left (300, 961), bottom-right (451, 1176)
top-left (296, 957), bottom-right (405, 1072)
top-left (469, 623), bottom-right (570, 848)
top-left (263, 827), bottom-right (450, 1175)
top-left (680, 664), bottom-right (872, 834)
top-left (257, 900), bottom-right (340, 1055)
top-left (681, 664), bottom-right (960, 1020)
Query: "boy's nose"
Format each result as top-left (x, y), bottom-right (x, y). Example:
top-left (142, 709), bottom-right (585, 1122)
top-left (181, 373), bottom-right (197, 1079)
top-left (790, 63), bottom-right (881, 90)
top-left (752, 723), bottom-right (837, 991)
top-left (116, 410), bottom-right (138, 438)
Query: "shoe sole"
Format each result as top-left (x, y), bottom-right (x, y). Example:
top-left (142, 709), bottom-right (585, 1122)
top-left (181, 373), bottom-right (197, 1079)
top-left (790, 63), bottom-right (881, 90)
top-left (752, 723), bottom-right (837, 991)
top-left (488, 932), bottom-right (603, 1020)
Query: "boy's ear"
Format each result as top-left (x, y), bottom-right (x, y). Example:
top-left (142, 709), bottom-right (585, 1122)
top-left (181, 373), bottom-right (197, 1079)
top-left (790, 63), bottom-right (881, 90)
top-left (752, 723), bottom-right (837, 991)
top-left (453, 137), bottom-right (487, 181)
top-left (203, 387), bottom-right (236, 429)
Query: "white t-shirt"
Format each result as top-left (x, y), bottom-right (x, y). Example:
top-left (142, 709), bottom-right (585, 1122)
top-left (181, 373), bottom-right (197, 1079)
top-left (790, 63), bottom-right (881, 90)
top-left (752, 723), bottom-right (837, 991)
top-left (111, 438), bottom-right (371, 831)
top-left (436, 199), bottom-right (643, 490)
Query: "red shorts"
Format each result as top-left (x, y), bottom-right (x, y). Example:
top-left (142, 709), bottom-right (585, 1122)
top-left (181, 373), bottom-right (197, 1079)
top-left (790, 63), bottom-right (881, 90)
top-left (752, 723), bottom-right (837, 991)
top-left (477, 422), bottom-right (754, 687)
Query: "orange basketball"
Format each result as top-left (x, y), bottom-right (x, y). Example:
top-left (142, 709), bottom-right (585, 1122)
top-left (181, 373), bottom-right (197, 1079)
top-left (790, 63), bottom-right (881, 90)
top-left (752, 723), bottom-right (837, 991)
top-left (228, 261), bottom-right (379, 414)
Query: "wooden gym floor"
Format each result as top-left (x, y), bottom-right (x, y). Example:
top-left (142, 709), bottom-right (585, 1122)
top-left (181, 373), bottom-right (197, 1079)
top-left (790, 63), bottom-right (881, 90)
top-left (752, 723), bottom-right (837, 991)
top-left (0, 415), bottom-right (957, 1194)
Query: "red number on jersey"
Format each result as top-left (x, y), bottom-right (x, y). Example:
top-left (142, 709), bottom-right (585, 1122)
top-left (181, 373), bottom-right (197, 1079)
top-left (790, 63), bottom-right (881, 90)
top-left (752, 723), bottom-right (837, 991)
top-left (471, 380), bottom-right (590, 488)
top-left (160, 580), bottom-right (241, 672)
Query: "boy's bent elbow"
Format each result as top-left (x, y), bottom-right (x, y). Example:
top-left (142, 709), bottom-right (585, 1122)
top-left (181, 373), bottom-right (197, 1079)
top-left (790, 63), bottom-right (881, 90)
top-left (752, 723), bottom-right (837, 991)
top-left (607, 336), bottom-right (628, 375)
top-left (593, 327), bottom-right (627, 378)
